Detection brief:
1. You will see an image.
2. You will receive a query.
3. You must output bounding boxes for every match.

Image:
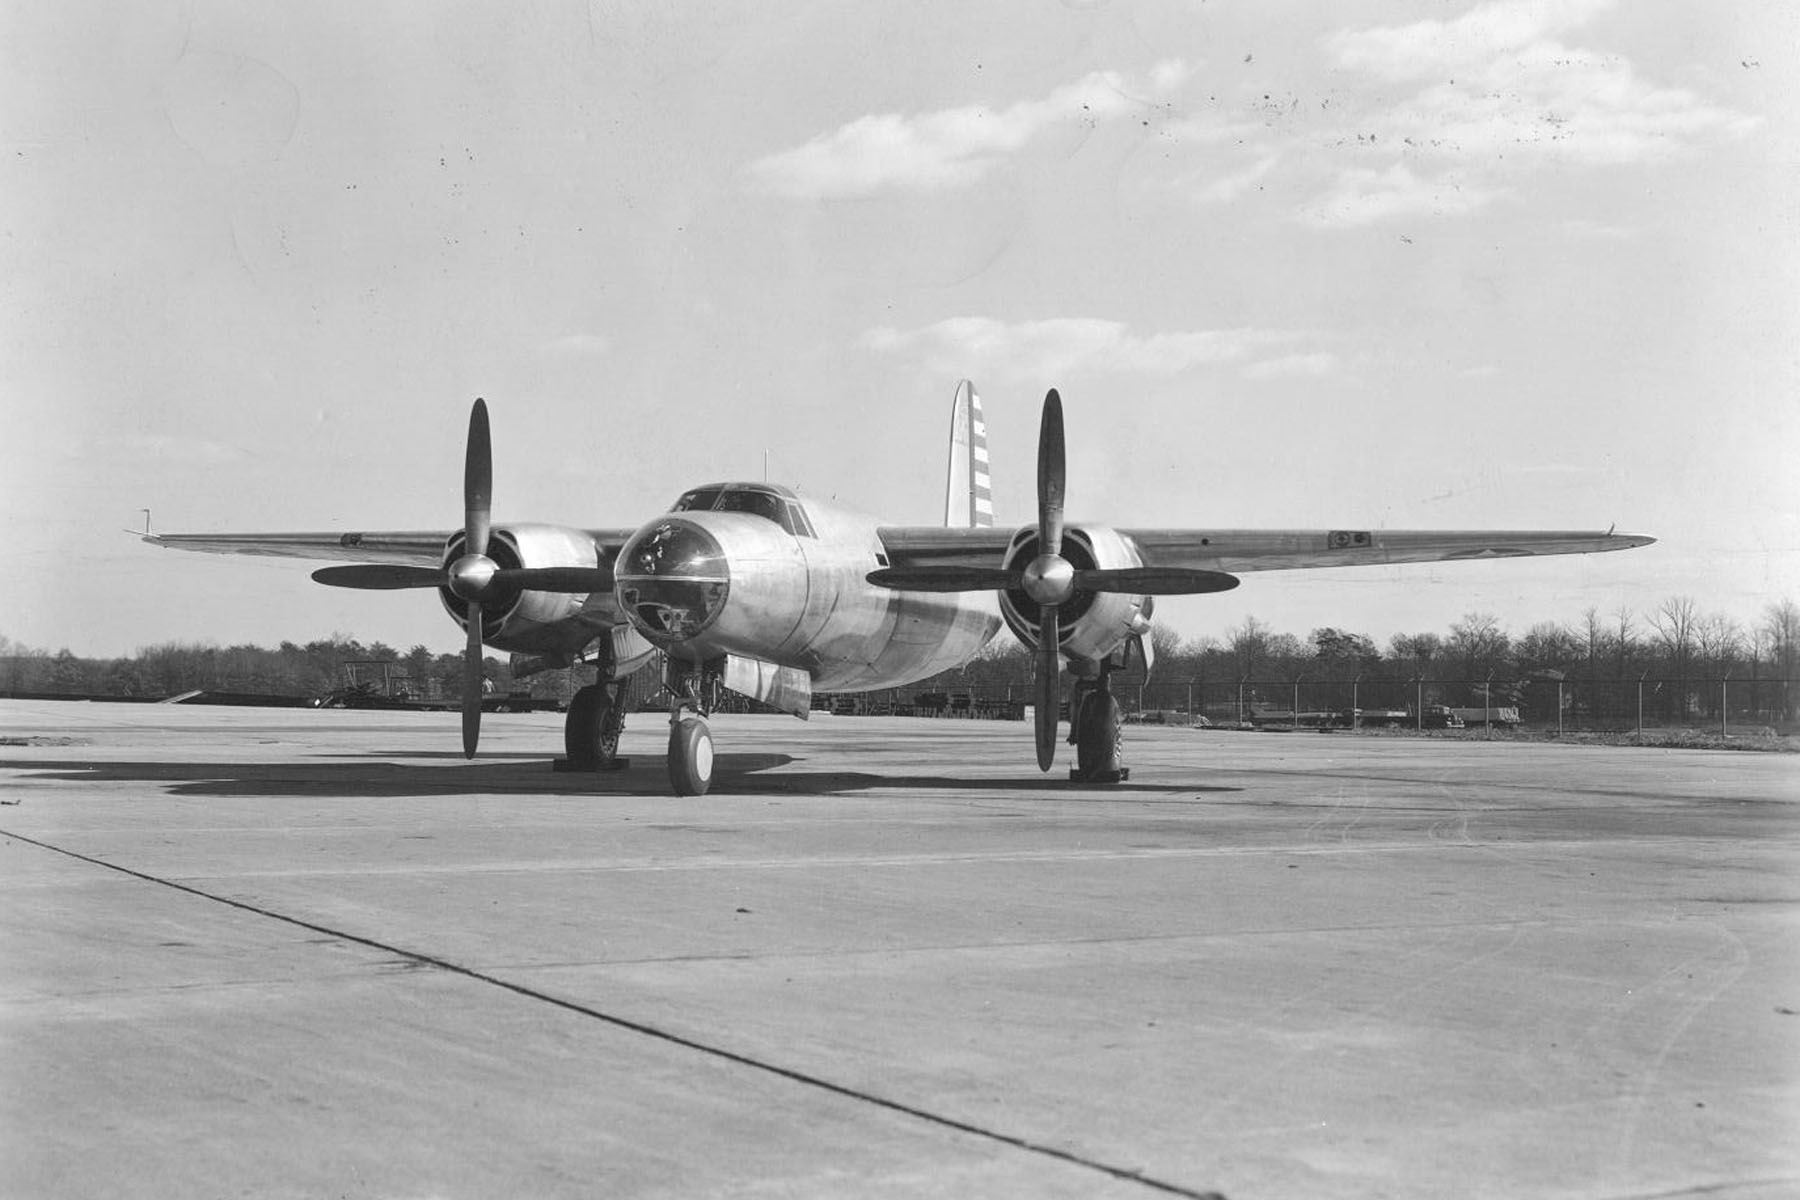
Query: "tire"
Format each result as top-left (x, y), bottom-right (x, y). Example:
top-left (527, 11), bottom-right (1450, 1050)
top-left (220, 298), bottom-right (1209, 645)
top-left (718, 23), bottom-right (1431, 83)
top-left (564, 685), bottom-right (618, 768)
top-left (668, 716), bottom-right (714, 797)
top-left (1074, 692), bottom-right (1123, 782)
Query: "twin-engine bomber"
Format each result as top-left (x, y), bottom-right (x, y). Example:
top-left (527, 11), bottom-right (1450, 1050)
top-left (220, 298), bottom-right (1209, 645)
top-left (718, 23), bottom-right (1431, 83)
top-left (147, 383), bottom-right (1653, 794)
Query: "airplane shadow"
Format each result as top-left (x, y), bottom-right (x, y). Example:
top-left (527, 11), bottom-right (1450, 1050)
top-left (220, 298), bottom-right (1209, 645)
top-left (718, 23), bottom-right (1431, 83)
top-left (0, 755), bottom-right (1241, 800)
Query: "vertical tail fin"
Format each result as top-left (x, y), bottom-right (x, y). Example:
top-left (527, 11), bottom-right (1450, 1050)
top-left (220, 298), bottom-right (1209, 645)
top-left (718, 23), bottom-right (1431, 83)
top-left (944, 379), bottom-right (994, 528)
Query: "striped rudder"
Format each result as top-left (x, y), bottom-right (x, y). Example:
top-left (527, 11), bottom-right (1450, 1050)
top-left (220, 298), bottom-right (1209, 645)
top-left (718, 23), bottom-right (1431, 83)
top-left (944, 380), bottom-right (994, 529)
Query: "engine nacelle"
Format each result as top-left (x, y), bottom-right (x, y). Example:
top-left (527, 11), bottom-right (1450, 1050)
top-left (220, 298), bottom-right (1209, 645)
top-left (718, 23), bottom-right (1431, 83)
top-left (439, 523), bottom-right (624, 656)
top-left (999, 525), bottom-right (1153, 668)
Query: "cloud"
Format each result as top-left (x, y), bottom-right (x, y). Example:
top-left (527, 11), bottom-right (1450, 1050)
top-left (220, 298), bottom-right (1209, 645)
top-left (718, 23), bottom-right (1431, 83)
top-left (120, 433), bottom-right (249, 464)
top-left (1299, 163), bottom-right (1500, 227)
top-left (861, 318), bottom-right (1301, 381)
top-left (1325, 0), bottom-right (1614, 81)
top-left (542, 332), bottom-right (612, 357)
top-left (1190, 152), bottom-right (1281, 205)
top-left (1241, 352), bottom-right (1340, 381)
top-left (748, 67), bottom-right (1186, 199)
top-left (1291, 0), bottom-right (1760, 225)
top-left (1150, 1), bottom-right (1758, 227)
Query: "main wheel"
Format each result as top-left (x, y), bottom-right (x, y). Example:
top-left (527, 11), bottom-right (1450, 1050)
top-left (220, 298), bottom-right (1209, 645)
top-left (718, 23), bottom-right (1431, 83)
top-left (564, 685), bottom-right (619, 768)
top-left (1073, 691), bottom-right (1123, 783)
top-left (668, 716), bottom-right (714, 797)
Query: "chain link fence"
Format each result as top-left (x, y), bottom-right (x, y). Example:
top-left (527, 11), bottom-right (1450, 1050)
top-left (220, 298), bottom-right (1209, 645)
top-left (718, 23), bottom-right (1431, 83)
top-left (822, 677), bottom-right (1796, 735)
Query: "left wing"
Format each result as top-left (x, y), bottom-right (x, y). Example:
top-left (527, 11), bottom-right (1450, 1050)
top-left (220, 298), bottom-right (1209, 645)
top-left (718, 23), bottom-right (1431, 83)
top-left (876, 526), bottom-right (1654, 572)
top-left (144, 528), bottom-right (642, 566)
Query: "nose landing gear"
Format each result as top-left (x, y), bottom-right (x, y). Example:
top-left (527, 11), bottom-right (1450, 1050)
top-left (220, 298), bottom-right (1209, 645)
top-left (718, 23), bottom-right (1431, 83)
top-left (665, 660), bottom-right (721, 797)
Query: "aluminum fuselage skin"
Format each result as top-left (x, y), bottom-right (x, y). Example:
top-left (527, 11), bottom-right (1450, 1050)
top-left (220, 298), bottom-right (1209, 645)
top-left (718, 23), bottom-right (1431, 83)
top-left (615, 494), bottom-right (1001, 692)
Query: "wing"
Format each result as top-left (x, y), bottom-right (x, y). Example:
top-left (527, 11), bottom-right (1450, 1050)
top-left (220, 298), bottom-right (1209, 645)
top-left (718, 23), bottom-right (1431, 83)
top-left (877, 525), bottom-right (1654, 572)
top-left (144, 529), bottom-right (642, 566)
top-left (1123, 528), bottom-right (1655, 573)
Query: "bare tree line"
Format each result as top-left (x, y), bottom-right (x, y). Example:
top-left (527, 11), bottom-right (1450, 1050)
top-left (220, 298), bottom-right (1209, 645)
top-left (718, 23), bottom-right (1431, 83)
top-left (934, 597), bottom-right (1800, 727)
top-left (3, 596), bottom-right (1797, 725)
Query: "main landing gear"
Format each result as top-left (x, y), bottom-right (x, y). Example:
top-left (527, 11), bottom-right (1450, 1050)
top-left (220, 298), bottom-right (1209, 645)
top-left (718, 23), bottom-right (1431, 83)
top-left (555, 658), bottom-right (719, 796)
top-left (1068, 669), bottom-right (1128, 784)
top-left (557, 679), bottom-right (630, 773)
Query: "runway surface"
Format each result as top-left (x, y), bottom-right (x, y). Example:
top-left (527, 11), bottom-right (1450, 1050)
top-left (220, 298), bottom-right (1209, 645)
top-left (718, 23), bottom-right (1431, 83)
top-left (2, 699), bottom-right (1796, 1199)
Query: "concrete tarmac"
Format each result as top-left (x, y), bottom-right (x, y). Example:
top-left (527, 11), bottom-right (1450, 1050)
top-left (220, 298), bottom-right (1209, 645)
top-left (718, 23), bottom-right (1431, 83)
top-left (2, 699), bottom-right (1796, 1199)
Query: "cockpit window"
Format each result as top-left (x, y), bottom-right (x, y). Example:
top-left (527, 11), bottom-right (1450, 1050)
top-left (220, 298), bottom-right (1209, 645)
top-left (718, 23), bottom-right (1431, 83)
top-left (667, 484), bottom-right (815, 537)
top-left (782, 500), bottom-right (816, 539)
top-left (672, 488), bottom-right (725, 513)
top-left (715, 489), bottom-right (785, 523)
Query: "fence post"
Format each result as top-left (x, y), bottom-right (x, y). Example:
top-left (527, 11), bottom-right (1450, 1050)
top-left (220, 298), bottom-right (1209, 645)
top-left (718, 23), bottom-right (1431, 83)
top-left (1416, 677), bottom-right (1424, 730)
top-left (1721, 674), bottom-right (1730, 738)
top-left (1237, 678), bottom-right (1246, 728)
top-left (1637, 671), bottom-right (1647, 739)
top-left (1557, 678), bottom-right (1564, 738)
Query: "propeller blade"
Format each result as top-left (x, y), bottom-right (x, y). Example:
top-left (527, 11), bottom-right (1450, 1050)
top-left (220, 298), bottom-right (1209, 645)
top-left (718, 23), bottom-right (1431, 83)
top-left (1073, 567), bottom-right (1241, 595)
top-left (462, 604), bottom-right (483, 759)
top-left (1035, 606), bottom-right (1060, 772)
top-left (865, 566), bottom-right (1021, 592)
top-left (311, 564), bottom-right (446, 590)
top-left (1037, 390), bottom-right (1065, 560)
top-left (465, 398), bottom-right (492, 560)
top-left (489, 566), bottom-right (615, 594)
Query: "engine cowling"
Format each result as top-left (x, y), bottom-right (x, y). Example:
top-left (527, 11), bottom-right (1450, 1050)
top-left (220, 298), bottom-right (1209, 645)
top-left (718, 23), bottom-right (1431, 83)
top-left (998, 524), bottom-right (1153, 666)
top-left (438, 523), bottom-right (622, 655)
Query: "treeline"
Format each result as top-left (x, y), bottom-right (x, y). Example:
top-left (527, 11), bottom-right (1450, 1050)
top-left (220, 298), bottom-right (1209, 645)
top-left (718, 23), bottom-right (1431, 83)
top-left (933, 597), bottom-right (1800, 725)
top-left (4, 595), bottom-right (1796, 722)
top-left (0, 635), bottom-right (518, 703)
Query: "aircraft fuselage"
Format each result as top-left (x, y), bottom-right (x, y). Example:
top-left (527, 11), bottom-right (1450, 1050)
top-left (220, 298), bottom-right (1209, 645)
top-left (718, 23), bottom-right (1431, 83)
top-left (614, 488), bottom-right (1001, 692)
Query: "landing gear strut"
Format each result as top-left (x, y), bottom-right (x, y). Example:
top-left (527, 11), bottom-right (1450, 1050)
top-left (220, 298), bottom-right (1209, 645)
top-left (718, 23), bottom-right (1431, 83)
top-left (557, 679), bottom-right (630, 773)
top-left (1068, 670), bottom-right (1127, 784)
top-left (665, 661), bottom-right (719, 797)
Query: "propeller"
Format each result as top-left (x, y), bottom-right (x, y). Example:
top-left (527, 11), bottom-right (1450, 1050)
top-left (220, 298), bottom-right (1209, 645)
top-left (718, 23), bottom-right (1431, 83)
top-left (309, 399), bottom-right (611, 759)
top-left (868, 388), bottom-right (1242, 772)
top-left (459, 398), bottom-right (493, 758)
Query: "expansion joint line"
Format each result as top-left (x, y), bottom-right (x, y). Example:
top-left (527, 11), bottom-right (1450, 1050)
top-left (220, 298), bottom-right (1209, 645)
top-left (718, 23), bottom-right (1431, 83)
top-left (2, 829), bottom-right (1225, 1200)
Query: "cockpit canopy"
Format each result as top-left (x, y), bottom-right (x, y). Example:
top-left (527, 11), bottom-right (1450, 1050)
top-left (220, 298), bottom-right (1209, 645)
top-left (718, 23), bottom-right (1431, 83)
top-left (670, 482), bottom-right (815, 538)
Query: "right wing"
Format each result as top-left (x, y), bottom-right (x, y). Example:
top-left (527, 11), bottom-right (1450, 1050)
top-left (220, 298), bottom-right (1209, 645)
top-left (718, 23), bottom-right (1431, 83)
top-left (1121, 528), bottom-right (1656, 573)
top-left (875, 525), bottom-right (1654, 573)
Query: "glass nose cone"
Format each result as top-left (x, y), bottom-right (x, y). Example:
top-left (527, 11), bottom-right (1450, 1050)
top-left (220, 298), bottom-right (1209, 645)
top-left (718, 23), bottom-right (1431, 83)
top-left (616, 520), bottom-right (730, 641)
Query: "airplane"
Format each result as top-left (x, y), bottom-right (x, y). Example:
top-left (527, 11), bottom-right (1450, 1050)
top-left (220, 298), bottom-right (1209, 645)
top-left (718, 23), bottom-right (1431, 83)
top-left (147, 384), bottom-right (1653, 795)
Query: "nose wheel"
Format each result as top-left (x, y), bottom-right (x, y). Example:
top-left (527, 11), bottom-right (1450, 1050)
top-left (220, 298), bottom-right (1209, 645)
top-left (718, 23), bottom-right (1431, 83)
top-left (665, 661), bottom-right (720, 797)
top-left (668, 715), bottom-right (715, 796)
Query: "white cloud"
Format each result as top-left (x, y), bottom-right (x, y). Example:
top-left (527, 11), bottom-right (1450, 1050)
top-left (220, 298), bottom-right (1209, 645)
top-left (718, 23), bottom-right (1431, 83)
top-left (1325, 0), bottom-right (1614, 81)
top-left (1190, 152), bottom-right (1281, 205)
top-left (748, 67), bottom-right (1186, 199)
top-left (542, 333), bottom-right (612, 357)
top-left (1159, 0), bottom-right (1759, 227)
top-left (861, 318), bottom-right (1301, 381)
top-left (1241, 352), bottom-right (1340, 381)
top-left (1300, 163), bottom-right (1500, 228)
top-left (120, 433), bottom-right (249, 464)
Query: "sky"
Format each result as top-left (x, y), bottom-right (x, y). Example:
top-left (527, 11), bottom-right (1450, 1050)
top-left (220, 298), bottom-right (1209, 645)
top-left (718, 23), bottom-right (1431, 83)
top-left (3, 0), bottom-right (1796, 659)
